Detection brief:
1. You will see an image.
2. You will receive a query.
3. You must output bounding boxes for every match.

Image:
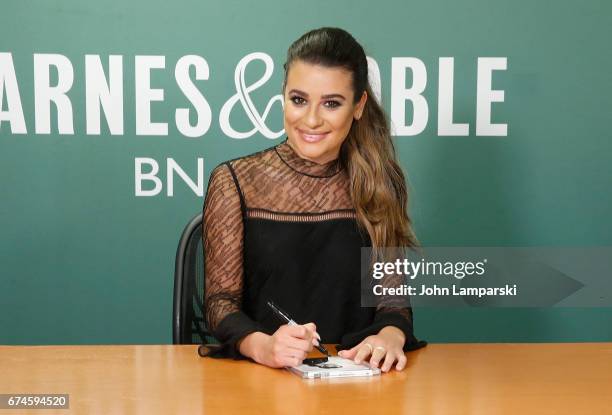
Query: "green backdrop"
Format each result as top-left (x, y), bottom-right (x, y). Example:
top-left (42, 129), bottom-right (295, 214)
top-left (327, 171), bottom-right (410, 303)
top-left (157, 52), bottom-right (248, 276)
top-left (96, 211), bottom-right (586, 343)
top-left (1, 0), bottom-right (611, 344)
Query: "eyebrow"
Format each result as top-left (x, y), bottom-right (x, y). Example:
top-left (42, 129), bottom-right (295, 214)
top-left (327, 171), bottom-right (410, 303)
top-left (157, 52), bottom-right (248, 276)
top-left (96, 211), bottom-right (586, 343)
top-left (288, 89), bottom-right (346, 100)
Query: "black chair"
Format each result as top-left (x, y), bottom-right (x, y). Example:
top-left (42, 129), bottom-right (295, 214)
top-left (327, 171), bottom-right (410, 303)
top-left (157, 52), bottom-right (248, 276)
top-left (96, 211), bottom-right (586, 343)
top-left (173, 212), bottom-right (218, 344)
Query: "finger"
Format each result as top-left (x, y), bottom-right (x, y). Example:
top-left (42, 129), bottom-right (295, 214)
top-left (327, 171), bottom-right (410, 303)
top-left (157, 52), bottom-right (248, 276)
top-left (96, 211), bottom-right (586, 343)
top-left (284, 347), bottom-right (308, 361)
top-left (354, 344), bottom-right (373, 365)
top-left (338, 345), bottom-right (358, 359)
top-left (381, 351), bottom-right (398, 372)
top-left (303, 322), bottom-right (321, 341)
top-left (369, 346), bottom-right (387, 368)
top-left (284, 336), bottom-right (312, 353)
top-left (272, 340), bottom-right (307, 365)
top-left (285, 324), bottom-right (313, 341)
top-left (280, 354), bottom-right (304, 368)
top-left (396, 354), bottom-right (407, 371)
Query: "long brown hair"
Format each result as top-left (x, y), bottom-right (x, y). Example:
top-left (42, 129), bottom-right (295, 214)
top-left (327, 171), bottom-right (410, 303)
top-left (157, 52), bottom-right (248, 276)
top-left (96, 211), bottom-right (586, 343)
top-left (282, 27), bottom-right (418, 259)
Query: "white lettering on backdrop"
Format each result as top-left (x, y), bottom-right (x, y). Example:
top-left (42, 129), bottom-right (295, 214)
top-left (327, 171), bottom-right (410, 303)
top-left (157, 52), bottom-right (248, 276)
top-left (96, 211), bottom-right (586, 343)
top-left (0, 51), bottom-right (507, 138)
top-left (0, 51), bottom-right (508, 197)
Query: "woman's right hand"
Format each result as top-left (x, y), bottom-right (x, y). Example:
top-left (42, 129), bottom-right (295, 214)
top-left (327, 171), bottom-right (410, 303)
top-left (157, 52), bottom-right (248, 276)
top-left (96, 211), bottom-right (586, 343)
top-left (239, 323), bottom-right (320, 368)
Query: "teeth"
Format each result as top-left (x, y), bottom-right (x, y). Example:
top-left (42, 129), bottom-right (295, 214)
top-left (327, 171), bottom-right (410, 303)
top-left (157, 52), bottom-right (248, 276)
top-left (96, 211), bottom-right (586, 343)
top-left (301, 131), bottom-right (327, 142)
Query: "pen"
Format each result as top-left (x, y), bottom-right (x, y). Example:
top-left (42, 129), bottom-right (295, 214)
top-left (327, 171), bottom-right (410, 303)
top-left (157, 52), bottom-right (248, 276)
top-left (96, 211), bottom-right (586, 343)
top-left (267, 301), bottom-right (329, 356)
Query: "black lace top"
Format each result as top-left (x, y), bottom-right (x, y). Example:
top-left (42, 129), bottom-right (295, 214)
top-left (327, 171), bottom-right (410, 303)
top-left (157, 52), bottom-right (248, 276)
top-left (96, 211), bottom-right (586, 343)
top-left (202, 137), bottom-right (425, 358)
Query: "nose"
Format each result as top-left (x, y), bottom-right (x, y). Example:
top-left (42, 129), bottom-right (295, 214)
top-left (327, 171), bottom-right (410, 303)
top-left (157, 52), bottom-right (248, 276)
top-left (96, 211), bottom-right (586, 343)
top-left (304, 103), bottom-right (323, 129)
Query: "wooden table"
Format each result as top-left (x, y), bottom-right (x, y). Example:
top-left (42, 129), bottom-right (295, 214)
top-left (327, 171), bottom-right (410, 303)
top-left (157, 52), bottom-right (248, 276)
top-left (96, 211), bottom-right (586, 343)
top-left (2, 343), bottom-right (611, 414)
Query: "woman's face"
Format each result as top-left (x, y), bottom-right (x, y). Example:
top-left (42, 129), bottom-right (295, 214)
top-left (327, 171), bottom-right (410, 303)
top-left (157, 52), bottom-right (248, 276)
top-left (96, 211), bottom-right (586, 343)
top-left (283, 60), bottom-right (367, 164)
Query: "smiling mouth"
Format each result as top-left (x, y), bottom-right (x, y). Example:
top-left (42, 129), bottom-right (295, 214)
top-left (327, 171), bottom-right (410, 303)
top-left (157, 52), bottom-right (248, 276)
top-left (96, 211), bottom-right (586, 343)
top-left (298, 129), bottom-right (329, 143)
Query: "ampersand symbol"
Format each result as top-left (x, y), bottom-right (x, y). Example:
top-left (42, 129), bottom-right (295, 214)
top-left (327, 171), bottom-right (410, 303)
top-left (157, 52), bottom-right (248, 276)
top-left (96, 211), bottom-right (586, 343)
top-left (219, 52), bottom-right (284, 139)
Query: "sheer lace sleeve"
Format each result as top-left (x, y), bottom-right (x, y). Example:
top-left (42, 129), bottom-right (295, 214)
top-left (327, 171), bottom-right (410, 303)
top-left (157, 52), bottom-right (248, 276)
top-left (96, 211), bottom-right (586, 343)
top-left (340, 249), bottom-right (427, 352)
top-left (373, 305), bottom-right (424, 352)
top-left (339, 306), bottom-right (423, 352)
top-left (202, 163), bottom-right (261, 358)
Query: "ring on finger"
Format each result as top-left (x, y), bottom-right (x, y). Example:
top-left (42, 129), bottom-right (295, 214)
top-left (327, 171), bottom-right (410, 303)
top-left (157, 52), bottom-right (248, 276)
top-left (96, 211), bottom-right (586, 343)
top-left (374, 346), bottom-right (386, 354)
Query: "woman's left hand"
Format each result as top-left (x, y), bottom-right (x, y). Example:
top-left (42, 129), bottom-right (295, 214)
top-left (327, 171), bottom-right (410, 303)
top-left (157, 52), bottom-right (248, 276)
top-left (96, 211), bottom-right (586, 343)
top-left (337, 326), bottom-right (407, 372)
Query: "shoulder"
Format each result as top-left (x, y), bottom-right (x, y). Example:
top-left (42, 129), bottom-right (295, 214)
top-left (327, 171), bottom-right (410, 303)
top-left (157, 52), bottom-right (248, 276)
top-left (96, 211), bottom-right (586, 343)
top-left (226, 142), bottom-right (279, 170)
top-left (211, 142), bottom-right (280, 179)
top-left (206, 141), bottom-right (280, 193)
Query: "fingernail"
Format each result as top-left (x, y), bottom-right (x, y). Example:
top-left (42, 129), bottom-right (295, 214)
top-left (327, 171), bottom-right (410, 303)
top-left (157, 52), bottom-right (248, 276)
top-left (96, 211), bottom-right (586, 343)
top-left (315, 332), bottom-right (321, 341)
top-left (313, 339), bottom-right (320, 347)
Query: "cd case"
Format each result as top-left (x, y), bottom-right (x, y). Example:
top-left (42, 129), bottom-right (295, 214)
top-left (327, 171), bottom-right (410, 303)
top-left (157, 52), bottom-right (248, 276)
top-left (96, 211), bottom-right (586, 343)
top-left (288, 356), bottom-right (381, 379)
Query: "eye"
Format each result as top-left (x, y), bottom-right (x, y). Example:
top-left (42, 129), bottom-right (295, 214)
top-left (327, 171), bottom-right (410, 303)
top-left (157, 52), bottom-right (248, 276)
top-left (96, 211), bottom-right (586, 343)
top-left (290, 95), bottom-right (306, 105)
top-left (325, 100), bottom-right (341, 109)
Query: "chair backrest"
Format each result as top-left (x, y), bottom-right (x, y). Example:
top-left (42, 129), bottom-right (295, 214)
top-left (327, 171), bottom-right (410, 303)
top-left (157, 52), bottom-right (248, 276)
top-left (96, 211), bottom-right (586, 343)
top-left (173, 212), bottom-right (217, 344)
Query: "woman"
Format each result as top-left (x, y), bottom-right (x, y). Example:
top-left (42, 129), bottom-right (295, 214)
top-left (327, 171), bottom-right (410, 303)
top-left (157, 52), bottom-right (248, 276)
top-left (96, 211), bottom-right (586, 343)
top-left (202, 27), bottom-right (425, 372)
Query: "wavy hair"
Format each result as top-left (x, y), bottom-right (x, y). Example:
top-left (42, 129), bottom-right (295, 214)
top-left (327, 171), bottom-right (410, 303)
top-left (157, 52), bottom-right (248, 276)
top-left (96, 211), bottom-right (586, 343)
top-left (281, 27), bottom-right (419, 260)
